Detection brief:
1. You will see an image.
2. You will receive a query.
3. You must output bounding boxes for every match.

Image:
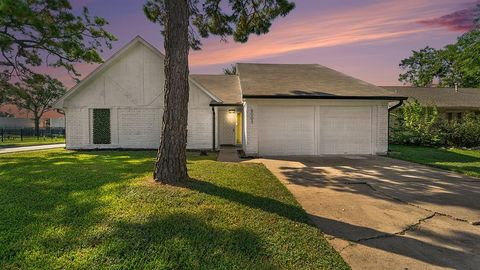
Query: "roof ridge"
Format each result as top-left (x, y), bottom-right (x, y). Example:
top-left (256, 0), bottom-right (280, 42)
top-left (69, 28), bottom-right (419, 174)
top-left (190, 74), bottom-right (238, 77)
top-left (236, 62), bottom-right (318, 66)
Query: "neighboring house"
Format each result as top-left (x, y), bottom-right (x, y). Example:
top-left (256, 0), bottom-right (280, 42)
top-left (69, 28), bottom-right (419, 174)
top-left (54, 36), bottom-right (405, 156)
top-left (0, 104), bottom-right (64, 128)
top-left (383, 86), bottom-right (480, 121)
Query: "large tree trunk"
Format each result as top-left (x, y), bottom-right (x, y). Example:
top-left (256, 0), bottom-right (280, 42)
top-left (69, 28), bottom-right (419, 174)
top-left (153, 0), bottom-right (190, 183)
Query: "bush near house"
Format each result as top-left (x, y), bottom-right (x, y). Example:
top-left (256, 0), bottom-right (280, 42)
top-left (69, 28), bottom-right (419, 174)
top-left (391, 100), bottom-right (480, 148)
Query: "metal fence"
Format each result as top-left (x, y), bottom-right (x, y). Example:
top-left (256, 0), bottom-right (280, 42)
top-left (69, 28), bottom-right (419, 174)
top-left (0, 127), bottom-right (65, 142)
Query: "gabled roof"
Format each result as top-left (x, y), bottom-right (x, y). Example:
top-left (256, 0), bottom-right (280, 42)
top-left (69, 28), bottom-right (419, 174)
top-left (382, 86), bottom-right (480, 109)
top-left (54, 36), bottom-right (408, 109)
top-left (237, 63), bottom-right (405, 100)
top-left (189, 75), bottom-right (242, 104)
top-left (53, 36), bottom-right (220, 108)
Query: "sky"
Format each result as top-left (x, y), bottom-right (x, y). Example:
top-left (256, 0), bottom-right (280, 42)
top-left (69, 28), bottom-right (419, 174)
top-left (55, 0), bottom-right (478, 88)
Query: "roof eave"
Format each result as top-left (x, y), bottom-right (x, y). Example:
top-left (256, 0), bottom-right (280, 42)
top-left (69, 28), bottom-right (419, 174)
top-left (209, 102), bottom-right (243, 107)
top-left (242, 95), bottom-right (408, 100)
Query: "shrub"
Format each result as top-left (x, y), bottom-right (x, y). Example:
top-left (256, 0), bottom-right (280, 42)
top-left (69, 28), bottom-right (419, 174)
top-left (391, 101), bottom-right (480, 148)
top-left (391, 100), bottom-right (443, 146)
top-left (442, 112), bottom-right (480, 148)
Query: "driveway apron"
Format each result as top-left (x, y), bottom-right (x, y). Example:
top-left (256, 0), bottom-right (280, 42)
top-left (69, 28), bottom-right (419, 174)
top-left (247, 156), bottom-right (480, 270)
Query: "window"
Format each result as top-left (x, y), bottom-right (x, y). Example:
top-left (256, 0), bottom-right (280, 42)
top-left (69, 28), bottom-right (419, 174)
top-left (457, 112), bottom-right (462, 121)
top-left (447, 113), bottom-right (453, 121)
top-left (92, 109), bottom-right (111, 144)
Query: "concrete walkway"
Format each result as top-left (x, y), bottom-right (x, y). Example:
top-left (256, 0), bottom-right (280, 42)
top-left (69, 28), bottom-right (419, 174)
top-left (217, 147), bottom-right (242, 162)
top-left (0, 144), bottom-right (65, 154)
top-left (248, 155), bottom-right (480, 270)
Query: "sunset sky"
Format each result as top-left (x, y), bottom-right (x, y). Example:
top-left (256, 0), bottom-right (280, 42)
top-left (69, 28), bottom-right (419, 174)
top-left (57, 0), bottom-right (478, 88)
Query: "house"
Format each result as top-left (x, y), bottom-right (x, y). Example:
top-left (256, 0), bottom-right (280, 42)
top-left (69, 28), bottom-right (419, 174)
top-left (54, 36), bottom-right (406, 156)
top-left (0, 104), bottom-right (65, 129)
top-left (383, 86), bottom-right (480, 121)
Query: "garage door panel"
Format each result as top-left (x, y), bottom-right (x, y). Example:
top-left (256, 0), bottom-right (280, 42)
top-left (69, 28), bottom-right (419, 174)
top-left (318, 107), bottom-right (372, 154)
top-left (258, 106), bottom-right (315, 155)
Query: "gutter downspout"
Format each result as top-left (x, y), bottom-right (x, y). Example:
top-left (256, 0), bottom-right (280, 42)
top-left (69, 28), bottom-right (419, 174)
top-left (212, 107), bottom-right (216, 151)
top-left (387, 99), bottom-right (404, 154)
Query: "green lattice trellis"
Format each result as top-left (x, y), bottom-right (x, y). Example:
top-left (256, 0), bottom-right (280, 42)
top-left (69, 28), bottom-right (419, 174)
top-left (93, 109), bottom-right (111, 144)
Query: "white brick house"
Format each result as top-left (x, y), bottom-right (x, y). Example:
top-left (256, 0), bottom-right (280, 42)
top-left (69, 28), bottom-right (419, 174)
top-left (54, 36), bottom-right (406, 156)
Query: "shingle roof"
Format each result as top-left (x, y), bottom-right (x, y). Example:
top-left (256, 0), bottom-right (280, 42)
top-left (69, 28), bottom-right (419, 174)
top-left (236, 63), bottom-right (403, 99)
top-left (382, 86), bottom-right (480, 109)
top-left (190, 74), bottom-right (242, 104)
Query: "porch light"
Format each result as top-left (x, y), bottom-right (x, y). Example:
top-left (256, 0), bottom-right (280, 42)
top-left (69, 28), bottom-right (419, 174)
top-left (228, 109), bottom-right (236, 114)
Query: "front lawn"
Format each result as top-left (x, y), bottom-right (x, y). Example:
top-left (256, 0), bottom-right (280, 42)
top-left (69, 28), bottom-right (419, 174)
top-left (0, 136), bottom-right (65, 148)
top-left (390, 144), bottom-right (480, 178)
top-left (0, 150), bottom-right (347, 269)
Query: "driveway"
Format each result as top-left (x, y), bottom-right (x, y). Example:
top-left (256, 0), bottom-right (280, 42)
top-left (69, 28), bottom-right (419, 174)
top-left (249, 156), bottom-right (480, 270)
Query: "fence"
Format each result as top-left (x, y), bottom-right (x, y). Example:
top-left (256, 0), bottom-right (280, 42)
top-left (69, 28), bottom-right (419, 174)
top-left (0, 127), bottom-right (65, 142)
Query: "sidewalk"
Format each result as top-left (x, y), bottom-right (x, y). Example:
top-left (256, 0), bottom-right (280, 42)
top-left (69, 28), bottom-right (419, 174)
top-left (0, 144), bottom-right (65, 154)
top-left (217, 147), bottom-right (242, 162)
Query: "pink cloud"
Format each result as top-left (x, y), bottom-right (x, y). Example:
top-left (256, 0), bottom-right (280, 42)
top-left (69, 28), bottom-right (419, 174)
top-left (417, 3), bottom-right (478, 32)
top-left (189, 0), bottom-right (472, 67)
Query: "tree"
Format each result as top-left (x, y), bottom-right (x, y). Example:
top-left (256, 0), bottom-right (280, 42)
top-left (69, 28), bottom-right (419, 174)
top-left (399, 47), bottom-right (441, 87)
top-left (223, 64), bottom-right (237, 75)
top-left (0, 0), bottom-right (116, 79)
top-left (454, 29), bottom-right (480, 87)
top-left (7, 74), bottom-right (66, 136)
top-left (399, 9), bottom-right (480, 88)
top-left (144, 0), bottom-right (295, 183)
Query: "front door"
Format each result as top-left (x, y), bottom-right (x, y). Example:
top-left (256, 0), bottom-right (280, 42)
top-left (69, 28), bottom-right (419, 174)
top-left (219, 109), bottom-right (236, 145)
top-left (236, 112), bottom-right (242, 144)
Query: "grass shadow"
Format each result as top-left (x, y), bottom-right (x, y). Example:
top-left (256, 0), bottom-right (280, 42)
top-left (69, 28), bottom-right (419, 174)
top-left (179, 178), bottom-right (311, 225)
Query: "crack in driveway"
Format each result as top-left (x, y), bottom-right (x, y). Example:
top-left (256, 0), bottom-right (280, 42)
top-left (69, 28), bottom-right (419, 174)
top-left (252, 156), bottom-right (480, 269)
top-left (345, 181), bottom-right (478, 226)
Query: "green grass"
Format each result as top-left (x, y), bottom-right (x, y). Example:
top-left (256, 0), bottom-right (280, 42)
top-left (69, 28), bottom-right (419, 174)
top-left (390, 144), bottom-right (480, 178)
top-left (0, 149), bottom-right (348, 269)
top-left (0, 136), bottom-right (65, 148)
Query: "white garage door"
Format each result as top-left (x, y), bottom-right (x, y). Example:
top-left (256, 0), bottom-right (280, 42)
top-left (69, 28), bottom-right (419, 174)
top-left (258, 106), bottom-right (315, 155)
top-left (318, 107), bottom-right (372, 154)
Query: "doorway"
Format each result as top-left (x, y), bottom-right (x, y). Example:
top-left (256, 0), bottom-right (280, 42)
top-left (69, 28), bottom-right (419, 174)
top-left (218, 108), bottom-right (242, 146)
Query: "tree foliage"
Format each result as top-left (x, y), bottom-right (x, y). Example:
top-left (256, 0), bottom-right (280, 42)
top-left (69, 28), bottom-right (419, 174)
top-left (443, 113), bottom-right (480, 148)
top-left (144, 0), bottom-right (295, 49)
top-left (391, 100), bottom-right (441, 145)
top-left (6, 74), bottom-right (66, 135)
top-left (392, 101), bottom-right (480, 148)
top-left (223, 64), bottom-right (236, 75)
top-left (399, 9), bottom-right (480, 88)
top-left (0, 0), bottom-right (116, 79)
top-left (399, 47), bottom-right (441, 87)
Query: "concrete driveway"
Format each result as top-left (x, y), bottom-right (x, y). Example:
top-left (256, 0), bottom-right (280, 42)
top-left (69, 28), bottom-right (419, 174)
top-left (249, 156), bottom-right (480, 270)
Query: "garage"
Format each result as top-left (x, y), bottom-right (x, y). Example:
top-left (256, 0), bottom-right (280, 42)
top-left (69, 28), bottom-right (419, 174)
top-left (237, 63), bottom-right (406, 156)
top-left (258, 106), bottom-right (315, 155)
top-left (318, 107), bottom-right (372, 154)
top-left (256, 105), bottom-right (374, 156)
